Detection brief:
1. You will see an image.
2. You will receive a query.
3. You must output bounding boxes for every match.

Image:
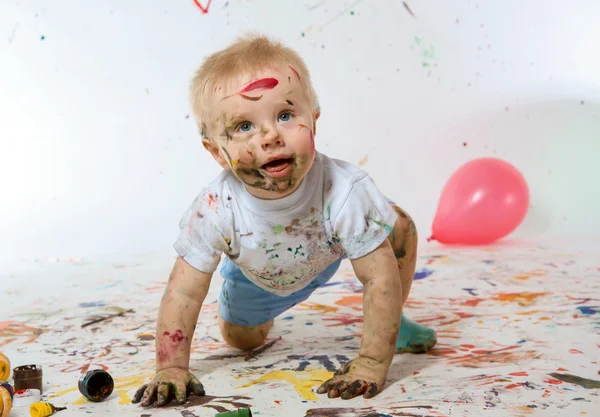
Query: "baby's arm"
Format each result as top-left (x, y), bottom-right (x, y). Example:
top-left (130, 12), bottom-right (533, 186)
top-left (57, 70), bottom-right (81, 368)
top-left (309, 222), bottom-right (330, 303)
top-left (133, 257), bottom-right (212, 407)
top-left (317, 238), bottom-right (402, 399)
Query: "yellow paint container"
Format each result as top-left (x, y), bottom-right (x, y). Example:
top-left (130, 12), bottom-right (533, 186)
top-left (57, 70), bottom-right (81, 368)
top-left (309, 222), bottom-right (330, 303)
top-left (30, 402), bottom-right (66, 417)
top-left (0, 384), bottom-right (13, 417)
top-left (0, 353), bottom-right (9, 381)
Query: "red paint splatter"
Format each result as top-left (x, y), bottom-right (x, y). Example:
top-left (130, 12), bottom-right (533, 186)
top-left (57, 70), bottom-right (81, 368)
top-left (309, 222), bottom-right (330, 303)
top-left (505, 383), bottom-right (522, 389)
top-left (274, 400), bottom-right (281, 405)
top-left (193, 0), bottom-right (212, 14)
top-left (163, 331), bottom-right (170, 336)
top-left (542, 389), bottom-right (551, 397)
top-left (170, 329), bottom-right (185, 343)
top-left (509, 371), bottom-right (529, 376)
top-left (207, 193), bottom-right (216, 207)
top-left (413, 371), bottom-right (420, 376)
top-left (463, 142), bottom-right (468, 147)
top-left (240, 78), bottom-right (279, 93)
top-left (462, 297), bottom-right (486, 307)
top-left (289, 66), bottom-right (300, 81)
top-left (557, 367), bottom-right (568, 371)
top-left (399, 384), bottom-right (406, 393)
top-left (461, 344), bottom-right (475, 349)
top-left (544, 378), bottom-right (562, 385)
top-left (569, 349), bottom-right (584, 354)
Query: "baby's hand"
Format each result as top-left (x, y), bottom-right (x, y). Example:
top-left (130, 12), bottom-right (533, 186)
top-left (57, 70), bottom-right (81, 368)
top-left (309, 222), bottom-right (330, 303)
top-left (316, 355), bottom-right (389, 400)
top-left (132, 367), bottom-right (205, 407)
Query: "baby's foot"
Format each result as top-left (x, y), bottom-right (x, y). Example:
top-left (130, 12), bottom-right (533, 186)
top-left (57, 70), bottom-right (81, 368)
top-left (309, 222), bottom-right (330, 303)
top-left (395, 313), bottom-right (437, 353)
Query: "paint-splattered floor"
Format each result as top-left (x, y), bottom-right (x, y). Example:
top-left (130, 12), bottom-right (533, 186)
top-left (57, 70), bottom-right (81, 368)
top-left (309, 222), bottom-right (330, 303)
top-left (2, 238), bottom-right (599, 416)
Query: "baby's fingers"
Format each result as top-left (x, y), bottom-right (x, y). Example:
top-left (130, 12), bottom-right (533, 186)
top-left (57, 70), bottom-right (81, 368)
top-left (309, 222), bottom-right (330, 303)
top-left (189, 375), bottom-right (205, 396)
top-left (155, 382), bottom-right (171, 407)
top-left (363, 382), bottom-right (381, 399)
top-left (131, 384), bottom-right (147, 404)
top-left (173, 380), bottom-right (187, 404)
top-left (140, 383), bottom-right (158, 407)
top-left (341, 379), bottom-right (368, 400)
top-left (328, 381), bottom-right (351, 399)
top-left (316, 376), bottom-right (339, 394)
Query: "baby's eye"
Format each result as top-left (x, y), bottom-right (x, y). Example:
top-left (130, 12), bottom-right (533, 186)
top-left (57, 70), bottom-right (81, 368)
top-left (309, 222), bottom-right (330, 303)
top-left (278, 112), bottom-right (293, 122)
top-left (238, 122), bottom-right (253, 132)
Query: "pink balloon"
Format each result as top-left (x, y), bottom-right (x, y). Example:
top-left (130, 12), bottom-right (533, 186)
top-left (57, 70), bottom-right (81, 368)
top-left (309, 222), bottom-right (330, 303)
top-left (430, 158), bottom-right (529, 245)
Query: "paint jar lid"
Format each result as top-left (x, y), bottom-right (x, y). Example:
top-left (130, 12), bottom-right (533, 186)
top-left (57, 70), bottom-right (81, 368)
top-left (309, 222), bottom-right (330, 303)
top-left (13, 365), bottom-right (42, 379)
top-left (78, 369), bottom-right (114, 402)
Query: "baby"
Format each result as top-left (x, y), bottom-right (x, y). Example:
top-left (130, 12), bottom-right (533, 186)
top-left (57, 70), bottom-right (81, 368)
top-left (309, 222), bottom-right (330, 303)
top-left (133, 34), bottom-right (437, 407)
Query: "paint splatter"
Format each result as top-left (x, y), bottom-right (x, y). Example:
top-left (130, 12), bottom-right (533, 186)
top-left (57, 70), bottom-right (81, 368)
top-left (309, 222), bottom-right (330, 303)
top-left (289, 66), bottom-right (301, 81)
top-left (239, 93), bottom-right (262, 101)
top-left (414, 268), bottom-right (434, 280)
top-left (577, 306), bottom-right (599, 315)
top-left (193, 0), bottom-right (212, 14)
top-left (358, 155), bottom-right (368, 166)
top-left (403, 2), bottom-right (415, 18)
top-left (240, 78), bottom-right (279, 93)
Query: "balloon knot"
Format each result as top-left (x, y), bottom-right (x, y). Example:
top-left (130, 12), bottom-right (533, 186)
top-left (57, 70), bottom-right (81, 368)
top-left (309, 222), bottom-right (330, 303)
top-left (427, 235), bottom-right (436, 242)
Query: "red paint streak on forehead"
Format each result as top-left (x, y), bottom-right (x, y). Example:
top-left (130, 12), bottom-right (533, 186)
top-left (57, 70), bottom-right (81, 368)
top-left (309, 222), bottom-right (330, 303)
top-left (289, 66), bottom-right (301, 81)
top-left (240, 78), bottom-right (279, 93)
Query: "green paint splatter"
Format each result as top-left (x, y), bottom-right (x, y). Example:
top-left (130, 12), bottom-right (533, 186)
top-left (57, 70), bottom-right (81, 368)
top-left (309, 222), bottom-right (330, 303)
top-left (422, 62), bottom-right (430, 67)
top-left (273, 224), bottom-right (284, 234)
top-left (40, 35), bottom-right (45, 40)
top-left (414, 36), bottom-right (422, 45)
top-left (269, 254), bottom-right (279, 260)
top-left (325, 205), bottom-right (331, 220)
top-left (369, 217), bottom-right (393, 234)
top-left (287, 247), bottom-right (292, 252)
top-left (265, 249), bottom-right (276, 254)
top-left (294, 245), bottom-right (304, 256)
top-left (549, 373), bottom-right (600, 389)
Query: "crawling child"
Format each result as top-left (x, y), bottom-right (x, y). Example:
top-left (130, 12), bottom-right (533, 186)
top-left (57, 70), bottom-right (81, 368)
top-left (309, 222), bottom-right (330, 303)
top-left (133, 34), bottom-right (437, 407)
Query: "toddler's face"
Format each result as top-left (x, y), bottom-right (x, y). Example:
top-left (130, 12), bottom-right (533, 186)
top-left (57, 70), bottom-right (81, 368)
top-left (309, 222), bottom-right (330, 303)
top-left (204, 65), bottom-right (317, 199)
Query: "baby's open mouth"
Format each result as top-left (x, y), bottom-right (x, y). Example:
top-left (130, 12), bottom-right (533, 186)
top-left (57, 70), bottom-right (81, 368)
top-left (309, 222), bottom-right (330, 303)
top-left (262, 158), bottom-right (293, 173)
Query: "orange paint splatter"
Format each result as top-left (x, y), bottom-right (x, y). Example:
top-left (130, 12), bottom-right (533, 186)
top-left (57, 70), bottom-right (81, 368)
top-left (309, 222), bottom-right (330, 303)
top-left (569, 349), bottom-right (584, 354)
top-left (335, 295), bottom-right (363, 307)
top-left (505, 383), bottom-right (522, 389)
top-left (493, 292), bottom-right (551, 306)
top-left (557, 367), bottom-right (568, 371)
top-left (509, 371), bottom-right (529, 377)
top-left (544, 378), bottom-right (563, 384)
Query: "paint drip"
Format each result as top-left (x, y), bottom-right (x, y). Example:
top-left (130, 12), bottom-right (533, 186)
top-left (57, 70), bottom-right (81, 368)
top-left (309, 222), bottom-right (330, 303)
top-left (78, 370), bottom-right (114, 402)
top-left (215, 408), bottom-right (252, 417)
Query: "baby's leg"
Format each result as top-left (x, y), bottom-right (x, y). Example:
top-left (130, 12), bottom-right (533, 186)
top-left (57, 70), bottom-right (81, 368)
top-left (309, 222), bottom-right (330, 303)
top-left (388, 204), bottom-right (437, 353)
top-left (218, 314), bottom-right (273, 351)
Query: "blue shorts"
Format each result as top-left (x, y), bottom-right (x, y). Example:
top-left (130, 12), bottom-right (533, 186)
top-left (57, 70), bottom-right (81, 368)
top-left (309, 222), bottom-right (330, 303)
top-left (218, 256), bottom-right (344, 326)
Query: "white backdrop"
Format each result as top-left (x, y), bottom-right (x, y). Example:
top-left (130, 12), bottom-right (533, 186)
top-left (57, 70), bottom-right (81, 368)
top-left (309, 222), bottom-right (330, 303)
top-left (1, 0), bottom-right (599, 265)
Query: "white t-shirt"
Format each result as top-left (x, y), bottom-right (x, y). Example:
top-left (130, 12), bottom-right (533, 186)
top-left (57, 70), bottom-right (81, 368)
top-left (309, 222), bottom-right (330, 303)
top-left (174, 152), bottom-right (397, 297)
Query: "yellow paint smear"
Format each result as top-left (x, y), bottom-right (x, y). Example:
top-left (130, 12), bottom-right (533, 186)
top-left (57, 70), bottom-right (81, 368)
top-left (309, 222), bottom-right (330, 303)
top-left (514, 269), bottom-right (547, 280)
top-left (48, 373), bottom-right (154, 405)
top-left (237, 368), bottom-right (333, 401)
top-left (298, 302), bottom-right (339, 314)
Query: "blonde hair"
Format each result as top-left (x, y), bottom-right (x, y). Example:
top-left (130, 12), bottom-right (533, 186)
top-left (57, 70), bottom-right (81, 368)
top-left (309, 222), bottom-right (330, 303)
top-left (189, 33), bottom-right (319, 138)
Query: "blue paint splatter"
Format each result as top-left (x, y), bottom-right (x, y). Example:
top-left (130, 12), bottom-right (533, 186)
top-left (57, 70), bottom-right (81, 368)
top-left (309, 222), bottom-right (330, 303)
top-left (79, 301), bottom-right (107, 308)
top-left (305, 322), bottom-right (313, 326)
top-left (463, 288), bottom-right (478, 296)
top-left (414, 268), bottom-right (434, 280)
top-left (282, 316), bottom-right (294, 320)
top-left (517, 339), bottom-right (526, 344)
top-left (577, 306), bottom-right (599, 315)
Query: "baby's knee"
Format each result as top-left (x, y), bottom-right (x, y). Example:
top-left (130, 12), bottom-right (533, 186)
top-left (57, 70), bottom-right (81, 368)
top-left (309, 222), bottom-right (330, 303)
top-left (218, 315), bottom-right (273, 351)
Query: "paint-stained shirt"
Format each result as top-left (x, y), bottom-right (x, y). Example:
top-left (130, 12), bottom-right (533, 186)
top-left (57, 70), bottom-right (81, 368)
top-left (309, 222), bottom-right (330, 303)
top-left (174, 151), bottom-right (397, 296)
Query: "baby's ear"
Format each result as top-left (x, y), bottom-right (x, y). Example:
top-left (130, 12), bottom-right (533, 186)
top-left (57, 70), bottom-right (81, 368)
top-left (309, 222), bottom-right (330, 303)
top-left (313, 108), bottom-right (320, 135)
top-left (202, 138), bottom-right (230, 170)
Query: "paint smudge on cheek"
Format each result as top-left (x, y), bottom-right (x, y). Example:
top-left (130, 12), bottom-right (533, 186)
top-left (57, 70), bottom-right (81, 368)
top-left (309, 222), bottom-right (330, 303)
top-left (298, 123), bottom-right (315, 153)
top-left (240, 77), bottom-right (279, 93)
